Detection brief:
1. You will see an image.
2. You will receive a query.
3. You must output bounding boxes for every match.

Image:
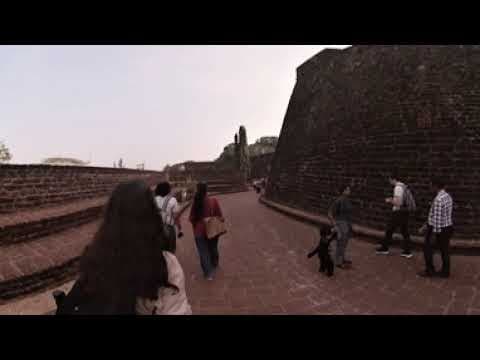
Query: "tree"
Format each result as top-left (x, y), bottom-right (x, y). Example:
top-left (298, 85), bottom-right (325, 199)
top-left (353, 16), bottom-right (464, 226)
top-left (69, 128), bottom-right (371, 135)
top-left (238, 126), bottom-right (251, 181)
top-left (42, 157), bottom-right (87, 166)
top-left (0, 142), bottom-right (12, 163)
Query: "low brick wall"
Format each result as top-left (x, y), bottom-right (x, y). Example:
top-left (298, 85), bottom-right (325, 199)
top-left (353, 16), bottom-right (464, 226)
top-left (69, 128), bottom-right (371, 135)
top-left (260, 196), bottom-right (480, 256)
top-left (0, 164), bottom-right (164, 213)
top-left (0, 202), bottom-right (105, 246)
top-left (0, 198), bottom-right (196, 302)
top-left (0, 258), bottom-right (80, 302)
top-left (168, 161), bottom-right (243, 184)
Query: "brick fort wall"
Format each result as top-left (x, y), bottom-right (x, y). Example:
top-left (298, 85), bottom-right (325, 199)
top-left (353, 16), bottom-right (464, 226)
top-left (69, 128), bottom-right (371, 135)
top-left (250, 153), bottom-right (274, 180)
top-left (266, 45), bottom-right (480, 240)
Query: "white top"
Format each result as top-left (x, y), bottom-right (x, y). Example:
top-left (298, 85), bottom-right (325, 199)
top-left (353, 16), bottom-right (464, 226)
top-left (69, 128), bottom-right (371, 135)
top-left (392, 182), bottom-right (405, 211)
top-left (136, 251), bottom-right (192, 315)
top-left (155, 195), bottom-right (180, 226)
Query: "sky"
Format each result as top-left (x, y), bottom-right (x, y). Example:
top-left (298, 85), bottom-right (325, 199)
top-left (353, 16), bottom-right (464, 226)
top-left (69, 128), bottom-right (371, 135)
top-left (1, 45), bottom-right (350, 170)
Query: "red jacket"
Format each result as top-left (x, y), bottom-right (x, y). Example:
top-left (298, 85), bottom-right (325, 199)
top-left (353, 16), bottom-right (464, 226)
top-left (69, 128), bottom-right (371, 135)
top-left (189, 197), bottom-right (223, 238)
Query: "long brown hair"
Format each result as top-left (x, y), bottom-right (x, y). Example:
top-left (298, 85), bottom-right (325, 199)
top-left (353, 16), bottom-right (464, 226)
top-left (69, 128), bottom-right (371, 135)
top-left (79, 180), bottom-right (178, 314)
top-left (191, 182), bottom-right (208, 222)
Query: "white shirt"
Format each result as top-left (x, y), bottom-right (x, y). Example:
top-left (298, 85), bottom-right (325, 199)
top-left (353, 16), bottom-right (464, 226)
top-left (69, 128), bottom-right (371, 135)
top-left (392, 182), bottom-right (405, 211)
top-left (136, 252), bottom-right (192, 315)
top-left (155, 195), bottom-right (180, 226)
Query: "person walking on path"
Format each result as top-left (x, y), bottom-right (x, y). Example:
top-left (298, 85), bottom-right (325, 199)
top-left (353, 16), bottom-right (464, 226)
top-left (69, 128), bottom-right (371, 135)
top-left (189, 182), bottom-right (225, 281)
top-left (418, 178), bottom-right (454, 278)
top-left (155, 182), bottom-right (182, 253)
top-left (328, 184), bottom-right (353, 269)
top-left (376, 170), bottom-right (414, 258)
top-left (56, 181), bottom-right (192, 315)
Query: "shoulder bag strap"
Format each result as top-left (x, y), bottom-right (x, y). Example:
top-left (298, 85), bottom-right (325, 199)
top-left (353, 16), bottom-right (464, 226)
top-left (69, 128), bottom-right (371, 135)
top-left (162, 194), bottom-right (173, 212)
top-left (162, 194), bottom-right (174, 224)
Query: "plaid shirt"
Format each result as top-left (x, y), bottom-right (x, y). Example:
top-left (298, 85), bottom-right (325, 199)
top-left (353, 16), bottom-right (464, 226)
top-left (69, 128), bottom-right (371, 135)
top-left (428, 190), bottom-right (453, 233)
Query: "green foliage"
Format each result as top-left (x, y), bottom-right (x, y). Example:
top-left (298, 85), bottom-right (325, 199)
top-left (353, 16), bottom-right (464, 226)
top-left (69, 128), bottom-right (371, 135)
top-left (0, 142), bottom-right (12, 163)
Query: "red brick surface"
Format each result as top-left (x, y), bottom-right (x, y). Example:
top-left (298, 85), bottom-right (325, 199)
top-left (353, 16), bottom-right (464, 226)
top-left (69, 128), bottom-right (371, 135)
top-left (0, 197), bottom-right (106, 228)
top-left (0, 221), bottom-right (99, 301)
top-left (0, 197), bottom-right (107, 246)
top-left (175, 191), bottom-right (480, 315)
top-left (2, 191), bottom-right (480, 314)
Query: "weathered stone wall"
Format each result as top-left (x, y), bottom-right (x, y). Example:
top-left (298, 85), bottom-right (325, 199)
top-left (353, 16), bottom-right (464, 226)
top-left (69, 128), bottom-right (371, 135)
top-left (267, 45), bottom-right (480, 240)
top-left (250, 153), bottom-right (274, 180)
top-left (0, 165), bottom-right (164, 213)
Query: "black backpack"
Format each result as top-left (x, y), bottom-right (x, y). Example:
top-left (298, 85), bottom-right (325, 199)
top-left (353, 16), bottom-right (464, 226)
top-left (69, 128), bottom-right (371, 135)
top-left (54, 279), bottom-right (98, 315)
top-left (54, 278), bottom-right (134, 315)
top-left (160, 195), bottom-right (175, 232)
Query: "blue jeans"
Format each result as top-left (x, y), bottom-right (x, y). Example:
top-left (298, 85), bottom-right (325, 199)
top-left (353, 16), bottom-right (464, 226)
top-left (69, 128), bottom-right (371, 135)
top-left (334, 221), bottom-right (352, 265)
top-left (194, 235), bottom-right (218, 278)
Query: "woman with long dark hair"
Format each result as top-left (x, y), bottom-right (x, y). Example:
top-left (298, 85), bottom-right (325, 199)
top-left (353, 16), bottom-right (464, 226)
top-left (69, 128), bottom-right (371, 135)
top-left (57, 180), bottom-right (192, 315)
top-left (189, 182), bottom-right (225, 280)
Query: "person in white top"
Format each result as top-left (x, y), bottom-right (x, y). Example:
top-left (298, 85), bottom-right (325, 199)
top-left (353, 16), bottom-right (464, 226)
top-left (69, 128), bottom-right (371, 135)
top-left (136, 251), bottom-right (192, 315)
top-left (376, 170), bottom-right (413, 258)
top-left (155, 182), bottom-right (182, 253)
top-left (55, 181), bottom-right (192, 315)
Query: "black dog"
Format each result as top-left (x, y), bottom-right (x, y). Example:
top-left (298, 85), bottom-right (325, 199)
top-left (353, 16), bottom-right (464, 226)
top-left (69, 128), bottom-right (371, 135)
top-left (308, 225), bottom-right (336, 277)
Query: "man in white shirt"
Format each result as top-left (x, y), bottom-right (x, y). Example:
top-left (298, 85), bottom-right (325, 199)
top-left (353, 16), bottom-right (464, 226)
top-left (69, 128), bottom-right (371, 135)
top-left (376, 170), bottom-right (413, 258)
top-left (155, 182), bottom-right (182, 253)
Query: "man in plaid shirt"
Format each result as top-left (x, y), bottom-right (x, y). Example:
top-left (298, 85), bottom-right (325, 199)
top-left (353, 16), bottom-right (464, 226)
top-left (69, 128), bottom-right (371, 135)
top-left (418, 178), bottom-right (454, 278)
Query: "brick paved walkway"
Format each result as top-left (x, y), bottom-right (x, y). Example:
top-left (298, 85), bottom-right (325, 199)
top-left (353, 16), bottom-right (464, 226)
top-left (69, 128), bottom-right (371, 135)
top-left (1, 190), bottom-right (480, 315)
top-left (176, 191), bottom-right (480, 315)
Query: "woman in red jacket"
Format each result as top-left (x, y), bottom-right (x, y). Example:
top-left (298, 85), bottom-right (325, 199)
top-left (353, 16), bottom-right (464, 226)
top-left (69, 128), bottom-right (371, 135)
top-left (189, 182), bottom-right (225, 280)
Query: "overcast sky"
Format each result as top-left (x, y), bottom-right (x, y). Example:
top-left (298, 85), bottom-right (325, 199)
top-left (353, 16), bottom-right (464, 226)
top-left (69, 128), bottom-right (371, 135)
top-left (1, 45), bottom-right (350, 170)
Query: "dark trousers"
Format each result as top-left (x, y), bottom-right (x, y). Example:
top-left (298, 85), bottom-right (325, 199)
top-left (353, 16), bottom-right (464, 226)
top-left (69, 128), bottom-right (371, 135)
top-left (423, 225), bottom-right (453, 275)
top-left (381, 210), bottom-right (411, 252)
top-left (208, 236), bottom-right (219, 268)
top-left (164, 225), bottom-right (177, 253)
top-left (194, 235), bottom-right (219, 277)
